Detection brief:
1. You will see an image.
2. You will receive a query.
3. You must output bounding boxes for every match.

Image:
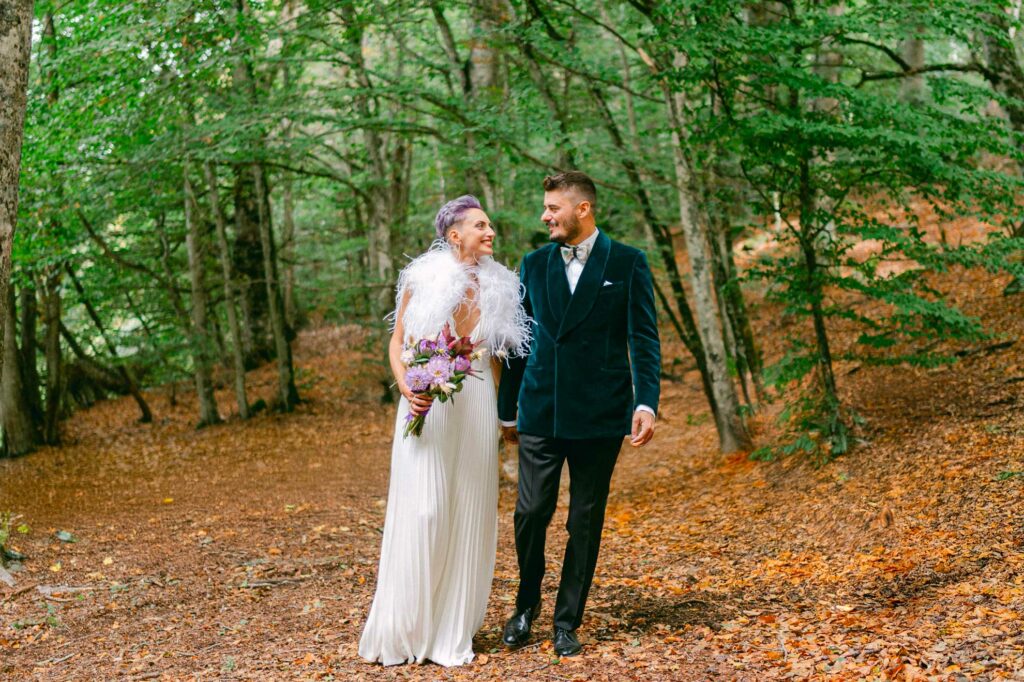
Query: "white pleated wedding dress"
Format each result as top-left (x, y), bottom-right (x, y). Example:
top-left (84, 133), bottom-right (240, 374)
top-left (358, 321), bottom-right (499, 667)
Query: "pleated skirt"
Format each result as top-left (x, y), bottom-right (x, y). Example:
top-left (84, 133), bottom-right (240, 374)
top-left (358, 359), bottom-right (499, 667)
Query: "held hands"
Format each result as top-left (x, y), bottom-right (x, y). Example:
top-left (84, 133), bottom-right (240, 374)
top-left (500, 425), bottom-right (519, 444)
top-left (630, 410), bottom-right (655, 447)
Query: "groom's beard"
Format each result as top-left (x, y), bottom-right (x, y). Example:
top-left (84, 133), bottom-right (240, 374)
top-left (548, 213), bottom-right (581, 244)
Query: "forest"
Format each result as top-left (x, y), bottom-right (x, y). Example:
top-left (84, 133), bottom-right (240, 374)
top-left (1, 1), bottom-right (1023, 679)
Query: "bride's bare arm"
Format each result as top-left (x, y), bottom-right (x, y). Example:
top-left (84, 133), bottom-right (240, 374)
top-left (390, 290), bottom-right (434, 415)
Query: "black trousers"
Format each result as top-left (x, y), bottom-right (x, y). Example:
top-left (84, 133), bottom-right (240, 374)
top-left (514, 433), bottom-right (622, 631)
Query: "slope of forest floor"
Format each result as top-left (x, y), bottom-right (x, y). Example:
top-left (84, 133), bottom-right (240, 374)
top-left (2, 263), bottom-right (1024, 680)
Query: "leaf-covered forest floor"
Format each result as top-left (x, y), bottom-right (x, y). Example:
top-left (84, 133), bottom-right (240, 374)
top-left (3, 238), bottom-right (1024, 680)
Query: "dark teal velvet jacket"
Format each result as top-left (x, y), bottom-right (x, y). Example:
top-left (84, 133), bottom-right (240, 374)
top-left (497, 231), bottom-right (661, 439)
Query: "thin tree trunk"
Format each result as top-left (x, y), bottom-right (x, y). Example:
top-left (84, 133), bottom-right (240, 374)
top-left (230, 0), bottom-right (272, 366)
top-left (280, 171), bottom-right (300, 331)
top-left (38, 11), bottom-right (65, 440)
top-left (664, 68), bottom-right (751, 453)
top-left (184, 163), bottom-right (222, 427)
top-left (342, 12), bottom-right (393, 316)
top-left (0, 0), bottom-right (34, 375)
top-left (980, 10), bottom-right (1024, 294)
top-left (706, 219), bottom-right (749, 405)
top-left (810, 3), bottom-right (844, 248)
top-left (900, 28), bottom-right (926, 103)
top-left (41, 267), bottom-right (62, 444)
top-left (204, 161), bottom-right (251, 419)
top-left (252, 163), bottom-right (299, 410)
top-left (1, 289), bottom-right (39, 457)
top-left (233, 165), bottom-right (272, 366)
top-left (701, 152), bottom-right (764, 406)
top-left (18, 281), bottom-right (43, 422)
top-left (711, 215), bottom-right (765, 401)
top-left (798, 156), bottom-right (839, 404)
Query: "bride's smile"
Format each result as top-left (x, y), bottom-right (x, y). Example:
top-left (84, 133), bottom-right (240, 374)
top-left (446, 207), bottom-right (496, 262)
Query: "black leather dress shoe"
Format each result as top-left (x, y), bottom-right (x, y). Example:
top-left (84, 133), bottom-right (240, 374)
top-left (502, 602), bottom-right (540, 647)
top-left (552, 627), bottom-right (582, 656)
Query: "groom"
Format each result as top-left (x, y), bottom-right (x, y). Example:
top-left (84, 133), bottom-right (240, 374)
top-left (498, 171), bottom-right (660, 656)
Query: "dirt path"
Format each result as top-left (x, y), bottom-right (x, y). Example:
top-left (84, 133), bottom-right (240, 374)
top-left (2, 280), bottom-right (1024, 680)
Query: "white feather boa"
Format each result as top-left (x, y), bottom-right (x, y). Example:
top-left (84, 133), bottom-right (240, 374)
top-left (390, 241), bottom-right (532, 357)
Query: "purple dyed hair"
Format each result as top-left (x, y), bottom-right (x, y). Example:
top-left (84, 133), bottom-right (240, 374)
top-left (433, 194), bottom-right (483, 241)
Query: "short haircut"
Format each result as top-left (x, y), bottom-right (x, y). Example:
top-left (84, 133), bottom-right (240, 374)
top-left (433, 194), bottom-right (483, 241)
top-left (542, 171), bottom-right (597, 207)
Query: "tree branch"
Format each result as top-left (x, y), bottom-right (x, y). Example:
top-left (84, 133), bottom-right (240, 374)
top-left (76, 210), bottom-right (167, 284)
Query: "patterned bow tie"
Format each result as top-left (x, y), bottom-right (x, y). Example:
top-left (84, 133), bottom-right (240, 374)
top-left (560, 243), bottom-right (590, 265)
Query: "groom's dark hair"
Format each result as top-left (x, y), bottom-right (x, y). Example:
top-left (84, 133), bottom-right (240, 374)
top-left (543, 171), bottom-right (597, 208)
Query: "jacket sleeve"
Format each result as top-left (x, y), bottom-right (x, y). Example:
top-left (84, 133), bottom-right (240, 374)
top-left (497, 257), bottom-right (531, 423)
top-left (627, 251), bottom-right (661, 414)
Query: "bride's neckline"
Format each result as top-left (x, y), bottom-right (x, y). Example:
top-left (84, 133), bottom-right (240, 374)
top-left (449, 308), bottom-right (482, 340)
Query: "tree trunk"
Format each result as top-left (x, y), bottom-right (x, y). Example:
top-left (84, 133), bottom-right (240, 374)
top-left (350, 44), bottom-right (394, 314)
top-left (204, 161), bottom-right (251, 419)
top-left (39, 11), bottom-right (64, 441)
top-left (252, 163), bottom-right (299, 410)
top-left (710, 214), bottom-right (765, 402)
top-left (900, 28), bottom-right (926, 103)
top-left (233, 164), bottom-right (273, 366)
top-left (798, 157), bottom-right (839, 404)
top-left (979, 9), bottom-right (1024, 295)
top-left (41, 267), bottom-right (62, 444)
top-left (700, 150), bottom-right (765, 405)
top-left (184, 164), bottom-right (222, 427)
top-left (280, 171), bottom-right (300, 331)
top-left (0, 0), bottom-right (34, 375)
top-left (706, 217), bottom-right (748, 405)
top-left (18, 281), bottom-right (43, 421)
top-left (664, 69), bottom-right (751, 453)
top-left (229, 1), bottom-right (273, 366)
top-left (1, 289), bottom-right (39, 457)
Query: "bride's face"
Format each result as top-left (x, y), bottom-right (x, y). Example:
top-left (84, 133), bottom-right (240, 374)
top-left (449, 208), bottom-right (495, 260)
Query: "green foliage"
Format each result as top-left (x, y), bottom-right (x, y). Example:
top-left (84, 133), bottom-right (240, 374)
top-left (11, 0), bottom-right (1024, 458)
top-left (753, 389), bottom-right (866, 466)
top-left (648, 0), bottom-right (1024, 458)
top-left (0, 512), bottom-right (10, 552)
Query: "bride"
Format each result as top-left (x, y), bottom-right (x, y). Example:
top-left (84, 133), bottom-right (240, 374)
top-left (358, 195), bottom-right (531, 667)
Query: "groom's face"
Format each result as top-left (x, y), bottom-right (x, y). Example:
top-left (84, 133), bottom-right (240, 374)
top-left (542, 189), bottom-right (584, 244)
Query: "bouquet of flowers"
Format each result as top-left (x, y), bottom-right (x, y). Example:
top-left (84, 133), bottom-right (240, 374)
top-left (401, 322), bottom-right (484, 438)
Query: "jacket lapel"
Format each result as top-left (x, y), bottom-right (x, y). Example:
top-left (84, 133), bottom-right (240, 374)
top-left (557, 231), bottom-right (610, 341)
top-left (545, 244), bottom-right (571, 329)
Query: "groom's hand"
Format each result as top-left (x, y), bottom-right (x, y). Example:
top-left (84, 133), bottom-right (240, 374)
top-left (630, 410), bottom-right (655, 447)
top-left (501, 425), bottom-right (519, 444)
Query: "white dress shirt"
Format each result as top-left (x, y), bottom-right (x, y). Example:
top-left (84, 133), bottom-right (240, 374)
top-left (564, 228), bottom-right (600, 294)
top-left (500, 229), bottom-right (655, 427)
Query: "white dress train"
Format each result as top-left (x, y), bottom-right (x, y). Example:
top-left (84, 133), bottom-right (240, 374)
top-left (358, 323), bottom-right (499, 667)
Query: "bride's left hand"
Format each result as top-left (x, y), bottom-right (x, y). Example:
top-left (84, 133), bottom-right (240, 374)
top-left (407, 391), bottom-right (434, 415)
